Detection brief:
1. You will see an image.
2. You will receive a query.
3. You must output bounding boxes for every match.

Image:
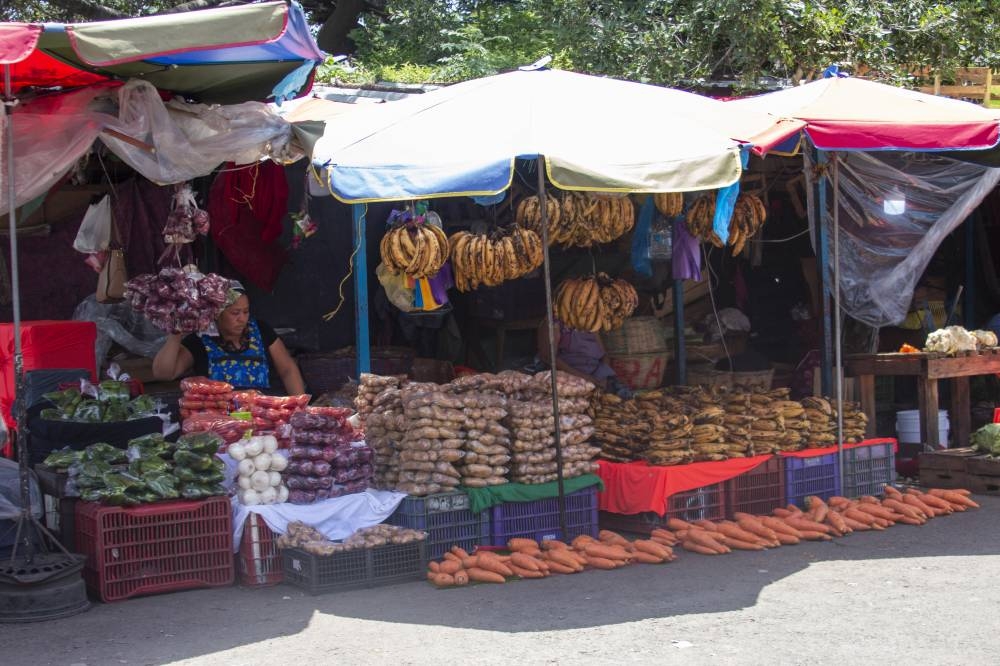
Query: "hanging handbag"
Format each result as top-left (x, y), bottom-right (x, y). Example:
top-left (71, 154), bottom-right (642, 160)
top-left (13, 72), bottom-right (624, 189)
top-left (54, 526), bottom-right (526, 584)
top-left (97, 214), bottom-right (127, 303)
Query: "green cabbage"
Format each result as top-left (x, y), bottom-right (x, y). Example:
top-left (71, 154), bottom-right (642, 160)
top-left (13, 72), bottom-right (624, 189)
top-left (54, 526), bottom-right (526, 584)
top-left (971, 423), bottom-right (1000, 456)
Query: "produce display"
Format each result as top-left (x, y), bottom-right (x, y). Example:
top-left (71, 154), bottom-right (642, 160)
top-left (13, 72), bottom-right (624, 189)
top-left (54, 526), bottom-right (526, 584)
top-left (356, 373), bottom-right (406, 421)
top-left (594, 387), bottom-right (869, 465)
top-left (425, 530), bottom-right (675, 587)
top-left (159, 183), bottom-right (210, 265)
top-left (124, 267), bottom-right (230, 334)
top-left (43, 433), bottom-right (226, 505)
top-left (276, 521), bottom-right (426, 555)
top-left (505, 371), bottom-right (599, 484)
top-left (653, 192), bottom-right (684, 218)
top-left (178, 376), bottom-right (233, 420)
top-left (924, 325), bottom-right (999, 354)
top-left (685, 192), bottom-right (767, 255)
top-left (662, 486), bottom-right (978, 556)
top-left (181, 412), bottom-right (249, 449)
top-left (229, 434), bottom-right (289, 506)
top-left (365, 387), bottom-right (405, 489)
top-left (554, 273), bottom-right (638, 332)
top-left (448, 225), bottom-right (544, 291)
top-left (284, 408), bottom-right (371, 504)
top-left (379, 221), bottom-right (450, 279)
top-left (515, 192), bottom-right (635, 248)
top-left (40, 382), bottom-right (160, 423)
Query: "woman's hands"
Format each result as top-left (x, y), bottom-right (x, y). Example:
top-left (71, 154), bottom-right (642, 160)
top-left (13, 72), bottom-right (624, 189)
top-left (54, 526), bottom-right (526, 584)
top-left (268, 338), bottom-right (306, 395)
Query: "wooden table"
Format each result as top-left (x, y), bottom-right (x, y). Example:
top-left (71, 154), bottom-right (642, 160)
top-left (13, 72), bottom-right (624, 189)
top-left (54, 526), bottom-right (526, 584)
top-left (844, 349), bottom-right (1000, 450)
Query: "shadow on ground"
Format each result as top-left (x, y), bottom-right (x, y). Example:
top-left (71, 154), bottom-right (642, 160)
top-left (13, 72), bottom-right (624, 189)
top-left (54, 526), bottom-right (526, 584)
top-left (3, 495), bottom-right (997, 665)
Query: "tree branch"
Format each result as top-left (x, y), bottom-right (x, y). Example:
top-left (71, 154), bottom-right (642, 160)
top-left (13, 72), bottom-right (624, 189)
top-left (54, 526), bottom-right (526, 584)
top-left (57, 0), bottom-right (130, 20)
top-left (156, 0), bottom-right (236, 15)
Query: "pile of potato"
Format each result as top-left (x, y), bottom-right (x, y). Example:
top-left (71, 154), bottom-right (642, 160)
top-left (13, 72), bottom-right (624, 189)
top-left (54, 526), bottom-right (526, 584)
top-left (365, 387), bottom-right (405, 489)
top-left (452, 389), bottom-right (511, 488)
top-left (505, 371), bottom-right (600, 484)
top-left (355, 373), bottom-right (405, 421)
top-left (397, 384), bottom-right (467, 496)
top-left (276, 520), bottom-right (425, 556)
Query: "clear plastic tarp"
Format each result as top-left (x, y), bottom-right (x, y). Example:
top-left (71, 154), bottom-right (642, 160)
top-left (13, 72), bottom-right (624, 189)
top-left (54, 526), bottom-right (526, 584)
top-left (806, 150), bottom-right (1000, 327)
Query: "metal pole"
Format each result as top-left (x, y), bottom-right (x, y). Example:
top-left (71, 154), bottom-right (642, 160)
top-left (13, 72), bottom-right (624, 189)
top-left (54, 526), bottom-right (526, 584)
top-left (352, 203), bottom-right (371, 376)
top-left (537, 157), bottom-right (566, 538)
top-left (832, 154), bottom-right (845, 490)
top-left (813, 149), bottom-right (833, 396)
top-left (674, 279), bottom-right (686, 384)
top-left (4, 66), bottom-right (28, 515)
top-left (964, 213), bottom-right (976, 330)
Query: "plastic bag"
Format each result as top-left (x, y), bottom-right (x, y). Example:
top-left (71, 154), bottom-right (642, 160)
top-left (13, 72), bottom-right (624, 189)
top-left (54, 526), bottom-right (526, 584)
top-left (377, 262), bottom-right (417, 312)
top-left (0, 458), bottom-right (43, 520)
top-left (82, 442), bottom-right (127, 464)
top-left (174, 432), bottom-right (225, 456)
top-left (73, 194), bottom-right (112, 254)
top-left (42, 447), bottom-right (83, 470)
top-left (145, 473), bottom-right (180, 499)
top-left (73, 295), bottom-right (168, 368)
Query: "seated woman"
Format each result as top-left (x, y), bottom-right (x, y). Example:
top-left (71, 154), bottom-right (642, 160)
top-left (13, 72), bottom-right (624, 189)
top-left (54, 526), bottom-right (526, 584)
top-left (153, 281), bottom-right (306, 394)
top-left (536, 317), bottom-right (631, 397)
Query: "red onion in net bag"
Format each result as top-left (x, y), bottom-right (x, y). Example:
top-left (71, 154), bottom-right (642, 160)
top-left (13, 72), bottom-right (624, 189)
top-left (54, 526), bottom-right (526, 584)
top-left (124, 267), bottom-right (234, 334)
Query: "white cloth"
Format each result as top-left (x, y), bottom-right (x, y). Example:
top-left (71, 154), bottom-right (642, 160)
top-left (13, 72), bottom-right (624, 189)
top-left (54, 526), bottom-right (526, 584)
top-left (230, 489), bottom-right (406, 552)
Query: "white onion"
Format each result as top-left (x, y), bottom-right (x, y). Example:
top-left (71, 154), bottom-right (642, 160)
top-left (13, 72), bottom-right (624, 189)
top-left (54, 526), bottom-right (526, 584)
top-left (269, 453), bottom-right (288, 472)
top-left (243, 437), bottom-right (264, 458)
top-left (237, 459), bottom-right (256, 477)
top-left (237, 475), bottom-right (252, 490)
top-left (253, 452), bottom-right (272, 471)
top-left (276, 485), bottom-right (289, 504)
top-left (250, 470), bottom-right (270, 492)
top-left (268, 471), bottom-right (282, 488)
top-left (240, 489), bottom-right (261, 506)
top-left (259, 487), bottom-right (277, 505)
top-left (227, 441), bottom-right (247, 461)
top-left (261, 435), bottom-right (278, 454)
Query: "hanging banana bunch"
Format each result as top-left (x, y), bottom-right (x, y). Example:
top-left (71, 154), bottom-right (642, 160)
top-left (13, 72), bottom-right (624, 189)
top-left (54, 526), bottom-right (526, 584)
top-left (728, 193), bottom-right (768, 256)
top-left (449, 225), bottom-right (544, 292)
top-left (516, 192), bottom-right (634, 248)
top-left (379, 222), bottom-right (450, 279)
top-left (685, 194), bottom-right (721, 247)
top-left (555, 273), bottom-right (638, 333)
top-left (653, 192), bottom-right (684, 218)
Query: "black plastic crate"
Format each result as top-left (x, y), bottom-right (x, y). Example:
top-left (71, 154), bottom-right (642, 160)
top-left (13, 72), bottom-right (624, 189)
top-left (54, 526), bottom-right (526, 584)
top-left (282, 542), bottom-right (426, 595)
top-left (598, 510), bottom-right (663, 535)
top-left (386, 491), bottom-right (490, 560)
top-left (726, 457), bottom-right (785, 517)
top-left (663, 483), bottom-right (727, 522)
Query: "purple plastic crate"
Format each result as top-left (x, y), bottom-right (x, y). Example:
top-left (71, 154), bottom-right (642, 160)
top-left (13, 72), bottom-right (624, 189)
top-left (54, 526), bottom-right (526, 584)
top-left (784, 452), bottom-right (841, 507)
top-left (490, 487), bottom-right (598, 546)
top-left (663, 483), bottom-right (727, 522)
top-left (386, 491), bottom-right (490, 560)
top-left (726, 457), bottom-right (785, 517)
top-left (843, 442), bottom-right (896, 498)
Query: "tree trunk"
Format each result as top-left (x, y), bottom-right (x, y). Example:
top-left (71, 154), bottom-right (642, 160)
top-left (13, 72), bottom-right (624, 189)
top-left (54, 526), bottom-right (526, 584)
top-left (316, 0), bottom-right (368, 55)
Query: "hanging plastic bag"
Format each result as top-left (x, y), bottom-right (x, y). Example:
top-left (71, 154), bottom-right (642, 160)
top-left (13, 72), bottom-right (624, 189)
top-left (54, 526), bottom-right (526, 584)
top-left (377, 263), bottom-right (417, 312)
top-left (73, 195), bottom-right (112, 254)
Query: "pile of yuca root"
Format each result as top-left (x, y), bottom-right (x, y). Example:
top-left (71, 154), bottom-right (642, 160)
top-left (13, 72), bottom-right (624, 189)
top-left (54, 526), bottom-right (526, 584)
top-left (426, 530), bottom-right (677, 587)
top-left (669, 486), bottom-right (979, 555)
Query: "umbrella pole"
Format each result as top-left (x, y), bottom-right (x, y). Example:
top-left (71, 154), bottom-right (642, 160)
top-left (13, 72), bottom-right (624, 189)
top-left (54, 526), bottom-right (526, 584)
top-left (352, 203), bottom-right (371, 376)
top-left (536, 157), bottom-right (566, 538)
top-left (832, 154), bottom-right (845, 490)
top-left (4, 64), bottom-right (29, 549)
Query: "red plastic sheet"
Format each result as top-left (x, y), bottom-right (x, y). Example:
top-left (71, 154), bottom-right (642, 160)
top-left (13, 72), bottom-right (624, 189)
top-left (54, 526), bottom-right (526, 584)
top-left (0, 321), bottom-right (98, 431)
top-left (597, 455), bottom-right (773, 516)
top-left (779, 437), bottom-right (898, 459)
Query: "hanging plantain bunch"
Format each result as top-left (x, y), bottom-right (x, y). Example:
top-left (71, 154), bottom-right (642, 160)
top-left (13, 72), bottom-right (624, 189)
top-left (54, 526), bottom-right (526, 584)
top-left (515, 192), bottom-right (635, 248)
top-left (653, 192), bottom-right (684, 218)
top-left (728, 193), bottom-right (768, 256)
top-left (555, 273), bottom-right (638, 333)
top-left (380, 222), bottom-right (451, 279)
top-left (449, 225), bottom-right (545, 292)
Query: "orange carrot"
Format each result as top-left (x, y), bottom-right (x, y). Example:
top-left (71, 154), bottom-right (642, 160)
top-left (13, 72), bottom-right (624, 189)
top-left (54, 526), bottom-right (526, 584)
top-left (843, 508), bottom-right (876, 525)
top-left (825, 510), bottom-right (851, 535)
top-left (901, 493), bottom-right (936, 516)
top-left (476, 552), bottom-right (514, 577)
top-left (443, 552), bottom-right (461, 563)
top-left (896, 516), bottom-right (925, 526)
top-left (651, 528), bottom-right (679, 545)
top-left (544, 559), bottom-right (578, 574)
top-left (805, 496), bottom-right (829, 523)
top-left (461, 555), bottom-right (480, 569)
top-left (882, 498), bottom-right (924, 520)
top-left (685, 530), bottom-right (730, 553)
top-left (840, 515), bottom-right (871, 531)
top-left (783, 516), bottom-right (833, 535)
top-left (772, 508), bottom-right (797, 518)
top-left (854, 503), bottom-right (897, 521)
top-left (667, 518), bottom-right (694, 531)
top-left (584, 555), bottom-right (619, 569)
top-left (719, 537), bottom-right (765, 551)
top-left (693, 520), bottom-right (720, 532)
top-left (797, 530), bottom-right (832, 541)
top-left (571, 535), bottom-right (598, 550)
top-left (509, 564), bottom-right (545, 579)
top-left (453, 570), bottom-right (469, 586)
top-left (716, 522), bottom-right (764, 544)
top-left (633, 551), bottom-right (667, 564)
top-left (546, 549), bottom-right (583, 571)
top-left (466, 567), bottom-right (506, 584)
top-left (774, 532), bottom-right (801, 545)
top-left (598, 530), bottom-right (630, 546)
top-left (883, 485), bottom-right (903, 498)
top-left (737, 518), bottom-right (779, 543)
top-left (761, 516), bottom-right (803, 537)
top-left (681, 541), bottom-right (722, 555)
top-left (911, 491), bottom-right (953, 514)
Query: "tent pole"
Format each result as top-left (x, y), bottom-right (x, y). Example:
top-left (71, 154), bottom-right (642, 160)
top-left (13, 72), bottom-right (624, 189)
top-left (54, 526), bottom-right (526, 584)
top-left (674, 279), bottom-right (686, 384)
top-left (352, 203), bottom-right (371, 376)
top-left (3, 64), bottom-right (29, 537)
top-left (813, 149), bottom-right (833, 396)
top-left (537, 157), bottom-right (566, 538)
top-left (832, 154), bottom-right (845, 490)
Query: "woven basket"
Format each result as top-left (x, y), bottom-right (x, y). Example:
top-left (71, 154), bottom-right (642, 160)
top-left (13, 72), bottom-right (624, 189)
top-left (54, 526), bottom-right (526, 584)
top-left (608, 351), bottom-right (671, 390)
top-left (602, 317), bottom-right (667, 356)
top-left (686, 364), bottom-right (774, 391)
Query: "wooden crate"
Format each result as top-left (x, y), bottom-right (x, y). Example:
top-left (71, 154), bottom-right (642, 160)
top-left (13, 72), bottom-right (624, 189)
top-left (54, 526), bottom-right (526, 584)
top-left (918, 448), bottom-right (977, 490)
top-left (963, 455), bottom-right (1000, 495)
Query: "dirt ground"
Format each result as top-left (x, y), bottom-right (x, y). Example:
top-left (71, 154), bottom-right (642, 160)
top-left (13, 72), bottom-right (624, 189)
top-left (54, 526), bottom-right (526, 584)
top-left (3, 495), bottom-right (999, 665)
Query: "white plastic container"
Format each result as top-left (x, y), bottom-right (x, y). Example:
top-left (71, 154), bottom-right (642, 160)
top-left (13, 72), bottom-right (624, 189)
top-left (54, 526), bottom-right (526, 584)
top-left (896, 409), bottom-right (949, 447)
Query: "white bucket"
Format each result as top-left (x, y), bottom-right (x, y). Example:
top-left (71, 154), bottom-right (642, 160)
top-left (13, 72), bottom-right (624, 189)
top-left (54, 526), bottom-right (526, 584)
top-left (896, 409), bottom-right (949, 447)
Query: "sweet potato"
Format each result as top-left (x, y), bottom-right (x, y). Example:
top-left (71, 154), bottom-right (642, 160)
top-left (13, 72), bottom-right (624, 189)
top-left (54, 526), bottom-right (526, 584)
top-left (453, 570), bottom-right (469, 586)
top-left (761, 516), bottom-right (803, 537)
top-left (438, 559), bottom-right (463, 575)
top-left (774, 532), bottom-right (801, 545)
top-left (584, 555), bottom-right (619, 569)
top-left (476, 552), bottom-right (514, 577)
top-left (509, 564), bottom-right (545, 579)
top-left (428, 561), bottom-right (441, 573)
top-left (545, 559), bottom-right (578, 574)
top-left (633, 551), bottom-right (667, 564)
top-left (693, 520), bottom-right (720, 532)
top-left (584, 543), bottom-right (630, 561)
top-left (651, 528), bottom-right (679, 545)
top-left (716, 522), bottom-right (763, 544)
top-left (430, 573), bottom-right (455, 587)
top-left (782, 516), bottom-right (833, 535)
top-left (508, 538), bottom-right (540, 552)
top-left (737, 518), bottom-right (779, 543)
top-left (466, 567), bottom-right (506, 583)
top-left (451, 546), bottom-right (470, 559)
top-left (510, 552), bottom-right (542, 572)
top-left (927, 489), bottom-right (979, 508)
top-left (571, 535), bottom-right (597, 550)
top-left (633, 539), bottom-right (671, 559)
top-left (681, 541), bottom-right (722, 555)
top-left (598, 530), bottom-right (630, 546)
top-left (541, 539), bottom-right (570, 550)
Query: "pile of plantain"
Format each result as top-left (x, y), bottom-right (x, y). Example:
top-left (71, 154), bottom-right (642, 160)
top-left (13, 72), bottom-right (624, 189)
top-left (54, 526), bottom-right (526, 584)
top-left (593, 392), bottom-right (693, 466)
top-left (801, 397), bottom-right (868, 446)
top-left (515, 192), bottom-right (635, 248)
top-left (380, 222), bottom-right (451, 279)
top-left (685, 192), bottom-right (767, 256)
top-left (555, 273), bottom-right (638, 332)
top-left (653, 192), bottom-right (684, 218)
top-left (449, 225), bottom-right (544, 292)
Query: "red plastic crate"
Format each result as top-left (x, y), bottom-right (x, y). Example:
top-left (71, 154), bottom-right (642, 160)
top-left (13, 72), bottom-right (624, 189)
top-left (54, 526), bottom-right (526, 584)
top-left (726, 457), bottom-right (785, 517)
top-left (75, 497), bottom-right (233, 603)
top-left (238, 514), bottom-right (283, 586)
top-left (663, 483), bottom-right (727, 522)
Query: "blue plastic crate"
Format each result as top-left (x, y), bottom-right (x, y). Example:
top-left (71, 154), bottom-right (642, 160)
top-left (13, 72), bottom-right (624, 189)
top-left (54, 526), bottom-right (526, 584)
top-left (664, 483), bottom-right (727, 522)
top-left (784, 452), bottom-right (841, 507)
top-left (726, 457), bottom-right (785, 517)
top-left (386, 491), bottom-right (490, 561)
top-left (490, 486), bottom-right (598, 546)
top-left (843, 442), bottom-right (896, 498)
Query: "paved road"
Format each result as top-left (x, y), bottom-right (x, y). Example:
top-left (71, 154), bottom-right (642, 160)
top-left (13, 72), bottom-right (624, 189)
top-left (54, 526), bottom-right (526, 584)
top-left (3, 495), bottom-right (999, 666)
